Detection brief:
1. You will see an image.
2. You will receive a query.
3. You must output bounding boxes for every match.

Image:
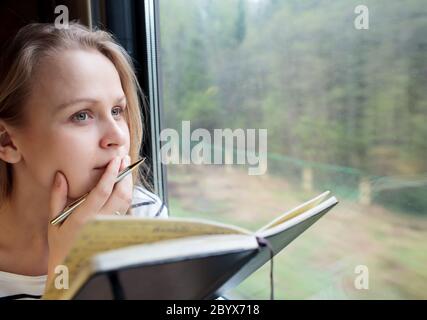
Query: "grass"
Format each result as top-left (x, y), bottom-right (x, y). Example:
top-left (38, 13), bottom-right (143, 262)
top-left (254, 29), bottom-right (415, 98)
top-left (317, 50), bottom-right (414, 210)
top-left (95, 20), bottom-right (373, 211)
top-left (166, 165), bottom-right (427, 299)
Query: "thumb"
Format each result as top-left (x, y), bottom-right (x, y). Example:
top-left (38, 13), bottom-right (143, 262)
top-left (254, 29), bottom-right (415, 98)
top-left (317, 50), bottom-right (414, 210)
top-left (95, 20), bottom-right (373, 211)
top-left (49, 171), bottom-right (68, 221)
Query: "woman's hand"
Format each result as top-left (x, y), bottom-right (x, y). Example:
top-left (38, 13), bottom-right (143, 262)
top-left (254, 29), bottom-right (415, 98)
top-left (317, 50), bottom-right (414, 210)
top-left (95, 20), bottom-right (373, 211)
top-left (46, 154), bottom-right (133, 287)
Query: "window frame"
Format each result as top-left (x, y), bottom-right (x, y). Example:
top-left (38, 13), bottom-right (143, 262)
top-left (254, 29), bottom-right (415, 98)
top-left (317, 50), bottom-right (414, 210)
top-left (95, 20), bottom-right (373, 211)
top-left (141, 0), bottom-right (168, 205)
top-left (91, 0), bottom-right (168, 206)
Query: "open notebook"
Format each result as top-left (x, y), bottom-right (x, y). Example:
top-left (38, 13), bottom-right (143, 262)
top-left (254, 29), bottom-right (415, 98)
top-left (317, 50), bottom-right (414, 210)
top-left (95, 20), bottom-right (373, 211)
top-left (42, 191), bottom-right (338, 300)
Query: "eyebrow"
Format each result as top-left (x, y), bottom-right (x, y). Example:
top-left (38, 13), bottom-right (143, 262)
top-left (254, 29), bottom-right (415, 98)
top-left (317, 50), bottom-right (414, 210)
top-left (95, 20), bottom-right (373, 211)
top-left (55, 95), bottom-right (126, 113)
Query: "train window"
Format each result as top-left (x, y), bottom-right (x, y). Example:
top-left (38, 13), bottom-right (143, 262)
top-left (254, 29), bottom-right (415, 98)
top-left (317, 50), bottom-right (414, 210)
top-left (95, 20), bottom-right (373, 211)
top-left (157, 0), bottom-right (427, 299)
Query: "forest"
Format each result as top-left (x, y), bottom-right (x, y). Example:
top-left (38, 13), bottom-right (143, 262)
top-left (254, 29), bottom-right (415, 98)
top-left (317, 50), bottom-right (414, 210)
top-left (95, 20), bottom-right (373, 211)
top-left (159, 0), bottom-right (427, 214)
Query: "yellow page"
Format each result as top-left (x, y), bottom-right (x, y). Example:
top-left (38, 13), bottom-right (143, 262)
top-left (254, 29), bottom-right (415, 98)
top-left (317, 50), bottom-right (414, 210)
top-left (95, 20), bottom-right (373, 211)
top-left (44, 216), bottom-right (247, 299)
top-left (257, 191), bottom-right (331, 232)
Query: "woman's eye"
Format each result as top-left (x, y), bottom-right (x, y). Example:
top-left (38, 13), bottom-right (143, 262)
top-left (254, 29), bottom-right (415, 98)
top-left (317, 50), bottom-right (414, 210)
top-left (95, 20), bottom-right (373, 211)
top-left (71, 106), bottom-right (124, 123)
top-left (71, 111), bottom-right (90, 122)
top-left (112, 106), bottom-right (125, 117)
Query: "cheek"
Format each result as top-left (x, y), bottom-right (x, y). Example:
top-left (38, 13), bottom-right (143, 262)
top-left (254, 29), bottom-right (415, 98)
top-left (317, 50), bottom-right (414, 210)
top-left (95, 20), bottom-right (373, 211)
top-left (123, 123), bottom-right (131, 152)
top-left (17, 128), bottom-right (61, 188)
top-left (46, 132), bottom-right (98, 195)
top-left (120, 120), bottom-right (130, 138)
top-left (51, 130), bottom-right (97, 162)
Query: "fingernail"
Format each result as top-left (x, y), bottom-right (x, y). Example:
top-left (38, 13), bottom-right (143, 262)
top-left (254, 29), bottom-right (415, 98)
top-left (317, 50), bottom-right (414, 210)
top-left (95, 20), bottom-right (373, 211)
top-left (55, 172), bottom-right (61, 188)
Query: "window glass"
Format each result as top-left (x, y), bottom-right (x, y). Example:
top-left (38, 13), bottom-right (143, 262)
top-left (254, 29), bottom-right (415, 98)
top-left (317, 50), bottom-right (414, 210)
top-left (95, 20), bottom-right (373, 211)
top-left (159, 0), bottom-right (427, 299)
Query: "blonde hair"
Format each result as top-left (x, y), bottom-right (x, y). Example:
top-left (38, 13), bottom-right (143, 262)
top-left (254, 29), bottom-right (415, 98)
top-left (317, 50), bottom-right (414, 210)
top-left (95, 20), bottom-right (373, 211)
top-left (0, 22), bottom-right (151, 203)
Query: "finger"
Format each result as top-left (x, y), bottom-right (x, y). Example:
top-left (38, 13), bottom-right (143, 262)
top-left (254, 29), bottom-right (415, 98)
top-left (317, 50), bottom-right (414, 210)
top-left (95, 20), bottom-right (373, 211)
top-left (77, 156), bottom-right (122, 216)
top-left (119, 154), bottom-right (130, 172)
top-left (100, 155), bottom-right (133, 215)
top-left (49, 171), bottom-right (69, 223)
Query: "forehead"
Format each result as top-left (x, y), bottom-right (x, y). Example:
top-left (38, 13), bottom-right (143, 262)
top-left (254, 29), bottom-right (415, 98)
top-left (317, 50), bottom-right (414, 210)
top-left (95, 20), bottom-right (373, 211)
top-left (30, 49), bottom-right (125, 108)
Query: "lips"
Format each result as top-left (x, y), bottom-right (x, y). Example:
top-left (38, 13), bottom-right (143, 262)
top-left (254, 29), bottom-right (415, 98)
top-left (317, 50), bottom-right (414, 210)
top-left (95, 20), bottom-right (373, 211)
top-left (94, 155), bottom-right (124, 170)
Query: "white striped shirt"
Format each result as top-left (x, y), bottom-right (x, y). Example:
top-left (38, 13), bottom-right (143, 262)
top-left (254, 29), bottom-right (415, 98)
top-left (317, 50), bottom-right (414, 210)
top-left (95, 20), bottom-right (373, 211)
top-left (0, 186), bottom-right (168, 300)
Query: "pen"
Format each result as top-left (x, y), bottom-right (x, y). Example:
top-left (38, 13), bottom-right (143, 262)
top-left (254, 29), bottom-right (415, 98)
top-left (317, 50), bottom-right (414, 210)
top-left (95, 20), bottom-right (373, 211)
top-left (50, 157), bottom-right (146, 226)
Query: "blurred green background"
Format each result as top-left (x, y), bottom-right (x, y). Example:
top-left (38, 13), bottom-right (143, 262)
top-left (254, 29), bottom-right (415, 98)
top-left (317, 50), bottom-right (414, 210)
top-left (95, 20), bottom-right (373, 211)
top-left (158, 0), bottom-right (427, 299)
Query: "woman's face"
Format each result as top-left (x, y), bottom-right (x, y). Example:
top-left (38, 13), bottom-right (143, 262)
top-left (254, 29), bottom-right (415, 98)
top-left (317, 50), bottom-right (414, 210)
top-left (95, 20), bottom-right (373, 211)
top-left (13, 49), bottom-right (130, 199)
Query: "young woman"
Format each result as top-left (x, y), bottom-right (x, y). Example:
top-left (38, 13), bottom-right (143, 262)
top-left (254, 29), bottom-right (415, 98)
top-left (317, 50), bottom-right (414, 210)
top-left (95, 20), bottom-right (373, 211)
top-left (0, 23), bottom-right (168, 299)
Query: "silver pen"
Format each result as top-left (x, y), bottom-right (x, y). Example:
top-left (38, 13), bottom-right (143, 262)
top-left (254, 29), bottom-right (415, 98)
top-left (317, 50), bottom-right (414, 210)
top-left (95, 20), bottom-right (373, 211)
top-left (50, 157), bottom-right (146, 226)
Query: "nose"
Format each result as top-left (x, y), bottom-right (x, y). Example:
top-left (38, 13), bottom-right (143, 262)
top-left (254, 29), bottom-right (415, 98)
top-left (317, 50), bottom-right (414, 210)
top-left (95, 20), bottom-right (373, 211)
top-left (99, 117), bottom-right (128, 149)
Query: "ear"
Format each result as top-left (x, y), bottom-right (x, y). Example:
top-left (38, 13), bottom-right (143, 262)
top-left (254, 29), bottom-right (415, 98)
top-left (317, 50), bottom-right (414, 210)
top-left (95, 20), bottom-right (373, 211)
top-left (0, 123), bottom-right (22, 164)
